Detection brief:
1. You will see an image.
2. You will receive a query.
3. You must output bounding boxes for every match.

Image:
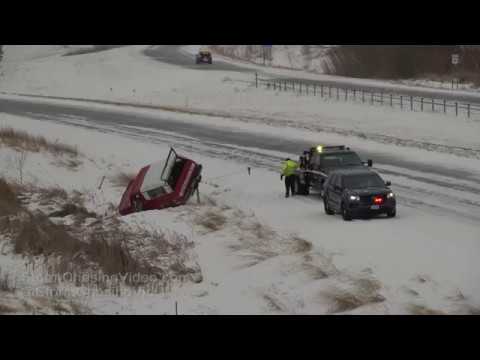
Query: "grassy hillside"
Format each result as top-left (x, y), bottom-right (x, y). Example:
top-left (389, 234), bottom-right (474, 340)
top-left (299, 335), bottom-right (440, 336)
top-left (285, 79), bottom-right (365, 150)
top-left (325, 46), bottom-right (480, 84)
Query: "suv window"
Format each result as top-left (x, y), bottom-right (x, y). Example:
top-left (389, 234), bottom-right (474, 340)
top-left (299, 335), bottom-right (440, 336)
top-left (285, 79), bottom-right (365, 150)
top-left (320, 152), bottom-right (362, 167)
top-left (343, 173), bottom-right (385, 189)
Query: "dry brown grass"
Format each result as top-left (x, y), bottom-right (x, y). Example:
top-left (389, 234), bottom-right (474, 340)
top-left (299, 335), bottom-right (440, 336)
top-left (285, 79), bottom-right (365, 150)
top-left (38, 186), bottom-right (69, 204)
top-left (0, 269), bottom-right (16, 293)
top-left (0, 302), bottom-right (17, 314)
top-left (322, 277), bottom-right (385, 314)
top-left (407, 304), bottom-right (446, 315)
top-left (290, 236), bottom-right (312, 253)
top-left (0, 178), bottom-right (20, 216)
top-left (0, 127), bottom-right (79, 157)
top-left (263, 293), bottom-right (286, 313)
top-left (326, 46), bottom-right (480, 82)
top-left (48, 202), bottom-right (97, 222)
top-left (1, 177), bottom-right (200, 293)
top-left (9, 209), bottom-right (152, 288)
top-left (194, 209), bottom-right (227, 232)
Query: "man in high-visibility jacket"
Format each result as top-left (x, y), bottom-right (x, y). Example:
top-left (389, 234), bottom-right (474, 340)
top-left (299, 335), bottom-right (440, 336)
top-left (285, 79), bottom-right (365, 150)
top-left (280, 158), bottom-right (299, 198)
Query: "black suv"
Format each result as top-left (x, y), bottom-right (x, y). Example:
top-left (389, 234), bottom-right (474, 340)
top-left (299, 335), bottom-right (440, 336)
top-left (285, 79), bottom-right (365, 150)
top-left (323, 169), bottom-right (396, 221)
top-left (295, 145), bottom-right (372, 196)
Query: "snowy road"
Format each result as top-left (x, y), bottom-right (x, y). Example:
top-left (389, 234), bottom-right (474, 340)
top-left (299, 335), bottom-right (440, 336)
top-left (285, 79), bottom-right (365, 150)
top-left (145, 45), bottom-right (480, 105)
top-left (1, 95), bottom-right (480, 224)
top-left (143, 45), bottom-right (251, 73)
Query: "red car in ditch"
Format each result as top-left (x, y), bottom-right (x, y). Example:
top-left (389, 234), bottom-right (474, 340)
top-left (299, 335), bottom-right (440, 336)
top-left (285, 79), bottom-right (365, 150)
top-left (119, 148), bottom-right (203, 216)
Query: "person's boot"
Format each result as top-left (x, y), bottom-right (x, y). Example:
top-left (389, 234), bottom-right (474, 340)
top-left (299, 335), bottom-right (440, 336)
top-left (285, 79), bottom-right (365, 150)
top-left (285, 193), bottom-right (289, 198)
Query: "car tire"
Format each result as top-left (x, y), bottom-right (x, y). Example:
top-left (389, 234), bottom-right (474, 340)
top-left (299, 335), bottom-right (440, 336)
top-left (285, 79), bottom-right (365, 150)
top-left (387, 208), bottom-right (396, 218)
top-left (341, 203), bottom-right (352, 221)
top-left (324, 197), bottom-right (334, 215)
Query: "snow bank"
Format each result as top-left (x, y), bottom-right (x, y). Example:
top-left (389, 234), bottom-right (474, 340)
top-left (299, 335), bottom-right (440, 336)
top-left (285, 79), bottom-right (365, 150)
top-left (1, 113), bottom-right (479, 314)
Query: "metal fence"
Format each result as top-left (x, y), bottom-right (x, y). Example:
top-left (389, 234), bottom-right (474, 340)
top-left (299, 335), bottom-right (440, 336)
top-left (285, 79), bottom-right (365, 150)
top-left (254, 73), bottom-right (480, 118)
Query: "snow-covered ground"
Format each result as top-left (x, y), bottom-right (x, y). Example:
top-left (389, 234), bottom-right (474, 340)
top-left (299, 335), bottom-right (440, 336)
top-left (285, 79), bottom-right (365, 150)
top-left (1, 45), bottom-right (480, 314)
top-left (195, 45), bottom-right (480, 94)
top-left (1, 45), bottom-right (480, 154)
top-left (1, 112), bottom-right (479, 315)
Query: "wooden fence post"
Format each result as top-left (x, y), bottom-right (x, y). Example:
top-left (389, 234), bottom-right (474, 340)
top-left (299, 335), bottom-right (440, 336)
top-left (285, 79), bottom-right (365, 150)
top-left (336, 87), bottom-right (339, 100)
top-left (421, 98), bottom-right (424, 112)
top-left (314, 84), bottom-right (316, 96)
top-left (467, 103), bottom-right (470, 118)
top-left (444, 99), bottom-right (446, 113)
top-left (321, 84), bottom-right (324, 97)
top-left (255, 72), bottom-right (258, 88)
top-left (455, 102), bottom-right (458, 116)
top-left (362, 89), bottom-right (365, 103)
top-left (345, 88), bottom-right (348, 101)
top-left (390, 94), bottom-right (393, 107)
top-left (400, 95), bottom-right (403, 109)
top-left (432, 99), bottom-right (434, 112)
top-left (410, 96), bottom-right (413, 111)
top-left (329, 85), bottom-right (332, 98)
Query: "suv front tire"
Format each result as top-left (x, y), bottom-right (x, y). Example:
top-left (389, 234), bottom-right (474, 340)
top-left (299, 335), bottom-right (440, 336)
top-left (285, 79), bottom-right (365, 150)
top-left (341, 203), bottom-right (352, 221)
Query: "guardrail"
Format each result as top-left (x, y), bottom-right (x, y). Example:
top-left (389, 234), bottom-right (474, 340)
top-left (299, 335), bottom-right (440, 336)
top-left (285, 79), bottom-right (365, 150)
top-left (253, 73), bottom-right (480, 118)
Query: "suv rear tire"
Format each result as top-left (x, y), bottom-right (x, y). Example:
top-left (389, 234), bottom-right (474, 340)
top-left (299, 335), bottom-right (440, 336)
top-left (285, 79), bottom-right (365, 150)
top-left (387, 209), bottom-right (396, 218)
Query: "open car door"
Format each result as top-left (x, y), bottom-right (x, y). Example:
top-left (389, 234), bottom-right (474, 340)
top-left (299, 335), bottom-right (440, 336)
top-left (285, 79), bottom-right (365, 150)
top-left (160, 147), bottom-right (179, 187)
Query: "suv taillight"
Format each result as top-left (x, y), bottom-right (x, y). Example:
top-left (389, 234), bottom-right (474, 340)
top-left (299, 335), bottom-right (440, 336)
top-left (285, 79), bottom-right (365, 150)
top-left (373, 196), bottom-right (383, 204)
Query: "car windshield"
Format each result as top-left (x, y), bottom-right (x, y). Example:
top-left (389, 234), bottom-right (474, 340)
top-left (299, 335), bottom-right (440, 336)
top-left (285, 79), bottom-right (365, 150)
top-left (343, 173), bottom-right (385, 189)
top-left (321, 152), bottom-right (362, 167)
